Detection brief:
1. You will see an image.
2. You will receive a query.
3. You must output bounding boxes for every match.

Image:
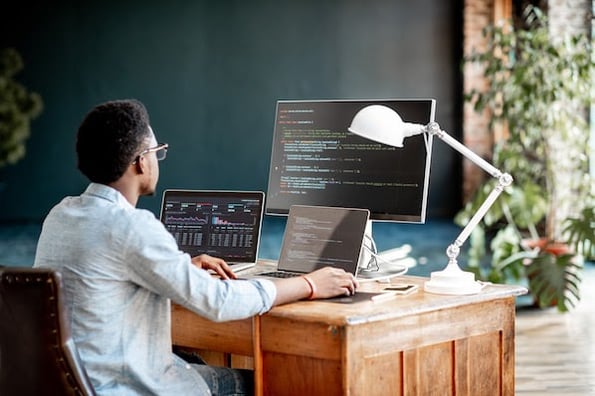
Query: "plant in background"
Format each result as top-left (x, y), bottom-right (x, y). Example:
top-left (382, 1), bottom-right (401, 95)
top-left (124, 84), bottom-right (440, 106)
top-left (0, 47), bottom-right (43, 168)
top-left (564, 204), bottom-right (595, 260)
top-left (456, 6), bottom-right (594, 312)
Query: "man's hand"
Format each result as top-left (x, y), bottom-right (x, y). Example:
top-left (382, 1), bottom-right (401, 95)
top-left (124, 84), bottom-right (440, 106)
top-left (191, 254), bottom-right (237, 280)
top-left (304, 267), bottom-right (359, 299)
top-left (272, 266), bottom-right (359, 306)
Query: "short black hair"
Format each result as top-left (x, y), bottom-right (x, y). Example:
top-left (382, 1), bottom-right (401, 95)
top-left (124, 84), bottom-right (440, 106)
top-left (76, 99), bottom-right (151, 184)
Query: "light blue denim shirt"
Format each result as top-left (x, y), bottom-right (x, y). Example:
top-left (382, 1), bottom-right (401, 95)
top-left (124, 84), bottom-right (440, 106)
top-left (34, 183), bottom-right (276, 395)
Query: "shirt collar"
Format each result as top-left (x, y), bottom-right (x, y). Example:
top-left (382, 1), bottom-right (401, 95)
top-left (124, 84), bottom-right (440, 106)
top-left (84, 183), bottom-right (135, 210)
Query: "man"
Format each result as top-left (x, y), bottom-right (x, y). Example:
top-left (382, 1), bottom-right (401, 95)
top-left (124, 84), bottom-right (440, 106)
top-left (34, 99), bottom-right (359, 395)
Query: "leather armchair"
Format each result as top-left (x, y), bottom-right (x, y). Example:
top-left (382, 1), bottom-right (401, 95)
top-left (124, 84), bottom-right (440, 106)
top-left (0, 266), bottom-right (96, 395)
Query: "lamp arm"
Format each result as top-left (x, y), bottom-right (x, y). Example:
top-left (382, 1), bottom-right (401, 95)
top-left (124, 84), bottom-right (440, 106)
top-left (424, 122), bottom-right (503, 178)
top-left (423, 122), bottom-right (513, 264)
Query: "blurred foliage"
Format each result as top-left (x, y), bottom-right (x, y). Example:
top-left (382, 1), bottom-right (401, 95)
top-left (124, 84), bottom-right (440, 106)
top-left (0, 47), bottom-right (43, 168)
top-left (457, 6), bottom-right (594, 311)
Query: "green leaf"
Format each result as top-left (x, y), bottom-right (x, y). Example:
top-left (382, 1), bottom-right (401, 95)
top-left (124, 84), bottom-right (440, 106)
top-left (526, 253), bottom-right (583, 312)
top-left (563, 206), bottom-right (595, 259)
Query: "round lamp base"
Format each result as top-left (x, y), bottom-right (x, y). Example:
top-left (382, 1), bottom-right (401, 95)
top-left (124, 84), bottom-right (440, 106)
top-left (424, 264), bottom-right (482, 295)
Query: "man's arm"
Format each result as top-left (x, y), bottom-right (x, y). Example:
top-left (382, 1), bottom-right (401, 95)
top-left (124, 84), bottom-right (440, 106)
top-left (191, 255), bottom-right (359, 306)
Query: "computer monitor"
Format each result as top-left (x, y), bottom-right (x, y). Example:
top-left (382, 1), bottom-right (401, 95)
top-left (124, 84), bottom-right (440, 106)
top-left (266, 99), bottom-right (435, 223)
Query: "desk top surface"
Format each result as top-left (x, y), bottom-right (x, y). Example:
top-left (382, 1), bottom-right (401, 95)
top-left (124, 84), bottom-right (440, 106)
top-left (251, 260), bottom-right (527, 326)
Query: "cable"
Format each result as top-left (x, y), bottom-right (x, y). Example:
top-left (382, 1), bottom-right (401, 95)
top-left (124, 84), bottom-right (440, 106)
top-left (357, 244), bottom-right (409, 281)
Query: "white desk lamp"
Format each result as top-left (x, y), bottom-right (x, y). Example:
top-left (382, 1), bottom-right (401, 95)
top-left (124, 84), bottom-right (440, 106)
top-left (349, 105), bottom-right (513, 295)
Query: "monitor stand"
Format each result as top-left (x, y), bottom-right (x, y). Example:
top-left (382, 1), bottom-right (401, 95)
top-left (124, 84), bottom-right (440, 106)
top-left (357, 220), bottom-right (412, 282)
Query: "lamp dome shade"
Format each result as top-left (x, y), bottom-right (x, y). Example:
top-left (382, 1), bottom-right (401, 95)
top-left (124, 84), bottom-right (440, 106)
top-left (348, 105), bottom-right (407, 147)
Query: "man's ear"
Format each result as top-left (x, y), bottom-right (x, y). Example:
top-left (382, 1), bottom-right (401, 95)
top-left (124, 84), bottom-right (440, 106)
top-left (133, 156), bottom-right (146, 174)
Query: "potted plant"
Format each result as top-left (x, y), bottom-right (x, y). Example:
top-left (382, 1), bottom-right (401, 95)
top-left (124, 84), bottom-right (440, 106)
top-left (0, 47), bottom-right (43, 170)
top-left (455, 6), bottom-right (594, 311)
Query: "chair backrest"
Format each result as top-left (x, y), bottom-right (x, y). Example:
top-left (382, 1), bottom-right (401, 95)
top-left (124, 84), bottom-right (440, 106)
top-left (0, 266), bottom-right (96, 396)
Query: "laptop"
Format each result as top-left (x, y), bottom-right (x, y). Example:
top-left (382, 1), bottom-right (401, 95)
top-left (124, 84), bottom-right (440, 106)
top-left (159, 189), bottom-right (265, 272)
top-left (252, 205), bottom-right (370, 279)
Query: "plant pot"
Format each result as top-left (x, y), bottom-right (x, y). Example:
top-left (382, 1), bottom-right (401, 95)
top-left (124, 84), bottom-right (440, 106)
top-left (521, 238), bottom-right (572, 255)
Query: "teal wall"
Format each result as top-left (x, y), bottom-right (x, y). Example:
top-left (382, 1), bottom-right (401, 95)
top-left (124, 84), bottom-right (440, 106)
top-left (0, 0), bottom-right (463, 222)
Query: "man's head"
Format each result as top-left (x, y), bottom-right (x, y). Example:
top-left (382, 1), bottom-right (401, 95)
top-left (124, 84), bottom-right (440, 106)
top-left (77, 99), bottom-right (153, 184)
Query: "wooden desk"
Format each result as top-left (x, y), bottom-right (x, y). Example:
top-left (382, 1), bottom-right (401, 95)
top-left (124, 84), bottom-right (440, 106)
top-left (172, 267), bottom-right (527, 395)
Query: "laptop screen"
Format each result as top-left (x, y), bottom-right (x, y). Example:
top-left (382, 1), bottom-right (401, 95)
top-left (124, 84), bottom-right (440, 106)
top-left (160, 190), bottom-right (265, 262)
top-left (277, 205), bottom-right (370, 275)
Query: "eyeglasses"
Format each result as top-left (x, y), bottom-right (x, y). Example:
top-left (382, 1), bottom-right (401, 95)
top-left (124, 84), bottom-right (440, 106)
top-left (132, 143), bottom-right (168, 164)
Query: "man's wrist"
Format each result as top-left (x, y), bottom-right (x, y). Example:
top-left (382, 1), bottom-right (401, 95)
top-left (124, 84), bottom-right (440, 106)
top-left (301, 275), bottom-right (316, 300)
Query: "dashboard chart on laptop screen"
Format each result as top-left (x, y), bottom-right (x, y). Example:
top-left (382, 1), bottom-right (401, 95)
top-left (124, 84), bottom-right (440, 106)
top-left (160, 190), bottom-right (264, 261)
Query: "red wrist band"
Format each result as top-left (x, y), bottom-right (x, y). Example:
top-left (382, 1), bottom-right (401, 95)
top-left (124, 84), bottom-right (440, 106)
top-left (302, 275), bottom-right (316, 300)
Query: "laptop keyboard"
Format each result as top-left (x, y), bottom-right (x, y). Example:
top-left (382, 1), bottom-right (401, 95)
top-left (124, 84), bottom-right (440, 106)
top-left (259, 271), bottom-right (301, 279)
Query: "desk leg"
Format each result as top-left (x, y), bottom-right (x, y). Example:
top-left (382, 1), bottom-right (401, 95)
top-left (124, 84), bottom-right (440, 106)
top-left (252, 316), bottom-right (263, 396)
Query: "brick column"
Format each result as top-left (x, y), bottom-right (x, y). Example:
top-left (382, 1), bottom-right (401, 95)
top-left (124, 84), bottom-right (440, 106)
top-left (462, 0), bottom-right (508, 202)
top-left (545, 0), bottom-right (592, 239)
top-left (548, 0), bottom-right (591, 37)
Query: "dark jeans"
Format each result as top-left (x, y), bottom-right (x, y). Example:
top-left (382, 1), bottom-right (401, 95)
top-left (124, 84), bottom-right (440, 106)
top-left (174, 346), bottom-right (254, 396)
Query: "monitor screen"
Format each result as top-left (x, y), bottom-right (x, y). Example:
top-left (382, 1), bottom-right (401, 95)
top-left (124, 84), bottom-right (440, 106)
top-left (265, 99), bottom-right (435, 222)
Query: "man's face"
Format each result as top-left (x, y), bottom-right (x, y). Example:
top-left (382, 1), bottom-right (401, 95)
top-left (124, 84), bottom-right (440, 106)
top-left (140, 126), bottom-right (160, 196)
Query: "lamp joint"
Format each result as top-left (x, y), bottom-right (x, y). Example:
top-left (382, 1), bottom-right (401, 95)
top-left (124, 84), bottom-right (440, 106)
top-left (425, 122), bottom-right (442, 136)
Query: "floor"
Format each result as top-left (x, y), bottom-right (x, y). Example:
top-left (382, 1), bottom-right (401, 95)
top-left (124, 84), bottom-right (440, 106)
top-left (515, 265), bottom-right (595, 395)
top-left (1, 219), bottom-right (594, 394)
